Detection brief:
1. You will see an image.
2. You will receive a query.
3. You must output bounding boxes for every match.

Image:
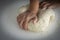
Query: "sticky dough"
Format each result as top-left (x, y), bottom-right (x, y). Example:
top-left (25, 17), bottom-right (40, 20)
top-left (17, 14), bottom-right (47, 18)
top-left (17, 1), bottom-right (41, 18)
top-left (18, 5), bottom-right (55, 32)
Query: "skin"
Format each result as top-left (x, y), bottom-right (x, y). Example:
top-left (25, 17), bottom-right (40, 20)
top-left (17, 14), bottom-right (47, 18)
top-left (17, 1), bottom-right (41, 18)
top-left (17, 0), bottom-right (39, 30)
top-left (17, 0), bottom-right (60, 30)
top-left (40, 0), bottom-right (60, 9)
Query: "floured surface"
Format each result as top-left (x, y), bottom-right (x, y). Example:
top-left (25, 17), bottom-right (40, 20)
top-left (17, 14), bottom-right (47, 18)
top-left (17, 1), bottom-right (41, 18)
top-left (1, 1), bottom-right (58, 39)
top-left (19, 5), bottom-right (55, 32)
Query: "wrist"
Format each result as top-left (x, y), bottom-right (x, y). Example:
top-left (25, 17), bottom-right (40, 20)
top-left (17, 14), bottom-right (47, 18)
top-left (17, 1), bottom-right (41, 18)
top-left (29, 0), bottom-right (39, 15)
top-left (27, 10), bottom-right (37, 15)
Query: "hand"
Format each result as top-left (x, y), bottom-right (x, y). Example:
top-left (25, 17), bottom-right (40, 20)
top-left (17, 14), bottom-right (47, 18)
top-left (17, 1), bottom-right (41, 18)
top-left (40, 2), bottom-right (54, 9)
top-left (17, 10), bottom-right (38, 30)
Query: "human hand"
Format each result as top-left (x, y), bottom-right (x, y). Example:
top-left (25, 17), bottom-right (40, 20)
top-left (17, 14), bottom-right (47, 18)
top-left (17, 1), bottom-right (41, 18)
top-left (40, 2), bottom-right (54, 9)
top-left (17, 10), bottom-right (38, 30)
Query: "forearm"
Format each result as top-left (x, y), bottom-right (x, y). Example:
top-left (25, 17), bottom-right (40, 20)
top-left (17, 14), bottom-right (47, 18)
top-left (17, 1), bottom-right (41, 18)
top-left (28, 0), bottom-right (39, 14)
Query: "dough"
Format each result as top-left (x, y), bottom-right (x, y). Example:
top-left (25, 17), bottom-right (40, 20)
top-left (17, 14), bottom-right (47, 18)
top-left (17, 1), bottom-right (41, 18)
top-left (18, 5), bottom-right (55, 32)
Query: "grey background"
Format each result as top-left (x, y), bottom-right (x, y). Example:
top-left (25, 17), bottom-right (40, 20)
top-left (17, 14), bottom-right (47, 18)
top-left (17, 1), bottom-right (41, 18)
top-left (0, 0), bottom-right (60, 40)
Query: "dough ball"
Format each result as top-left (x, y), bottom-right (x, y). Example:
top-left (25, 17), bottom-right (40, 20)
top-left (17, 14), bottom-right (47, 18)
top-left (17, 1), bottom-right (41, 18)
top-left (18, 5), bottom-right (55, 32)
top-left (18, 5), bottom-right (29, 13)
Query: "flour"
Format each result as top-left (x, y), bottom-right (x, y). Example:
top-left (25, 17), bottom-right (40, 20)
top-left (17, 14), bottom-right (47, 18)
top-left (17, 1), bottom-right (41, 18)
top-left (18, 5), bottom-right (55, 32)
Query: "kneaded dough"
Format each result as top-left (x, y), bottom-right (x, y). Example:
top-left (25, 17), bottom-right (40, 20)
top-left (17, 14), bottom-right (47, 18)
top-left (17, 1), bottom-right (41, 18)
top-left (18, 5), bottom-right (55, 32)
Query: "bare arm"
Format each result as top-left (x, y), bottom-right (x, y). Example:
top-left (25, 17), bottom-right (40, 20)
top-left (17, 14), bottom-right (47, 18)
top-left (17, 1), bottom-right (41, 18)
top-left (17, 0), bottom-right (40, 30)
top-left (29, 0), bottom-right (39, 14)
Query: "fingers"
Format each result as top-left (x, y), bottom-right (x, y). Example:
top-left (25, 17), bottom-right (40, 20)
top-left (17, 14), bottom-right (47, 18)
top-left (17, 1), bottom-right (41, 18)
top-left (42, 3), bottom-right (51, 9)
top-left (40, 2), bottom-right (48, 9)
top-left (17, 15), bottom-right (21, 25)
top-left (32, 16), bottom-right (38, 24)
top-left (22, 16), bottom-right (38, 30)
top-left (22, 17), bottom-right (29, 30)
top-left (23, 21), bottom-right (28, 30)
top-left (17, 14), bottom-right (25, 28)
top-left (19, 16), bottom-right (25, 29)
top-left (41, 2), bottom-right (47, 7)
top-left (47, 5), bottom-right (54, 9)
top-left (17, 15), bottom-right (29, 30)
top-left (40, 2), bottom-right (53, 9)
top-left (17, 13), bottom-right (38, 30)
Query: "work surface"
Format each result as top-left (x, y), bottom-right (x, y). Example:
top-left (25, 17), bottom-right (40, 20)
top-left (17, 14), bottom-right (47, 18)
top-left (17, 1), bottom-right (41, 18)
top-left (0, 0), bottom-right (60, 40)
